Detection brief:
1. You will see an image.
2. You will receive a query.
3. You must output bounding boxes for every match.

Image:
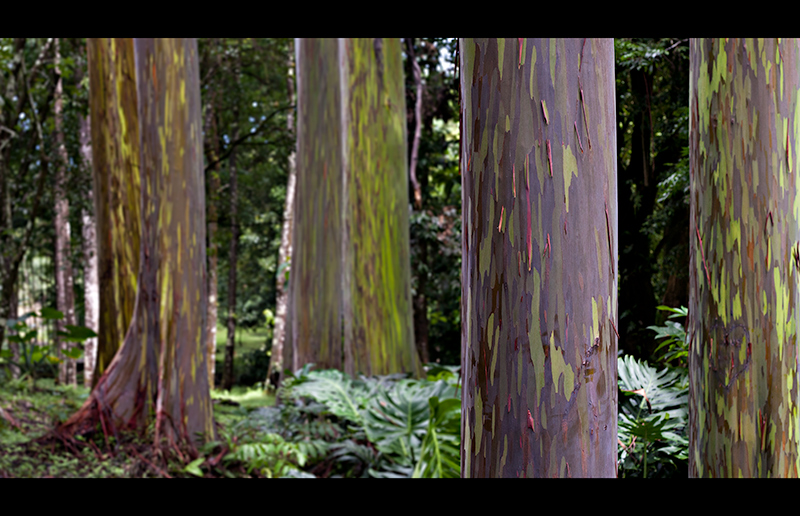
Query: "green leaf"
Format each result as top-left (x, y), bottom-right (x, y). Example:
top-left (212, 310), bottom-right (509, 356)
top-left (39, 307), bottom-right (64, 320)
top-left (184, 458), bottom-right (205, 477)
top-left (291, 369), bottom-right (370, 424)
top-left (64, 325), bottom-right (98, 340)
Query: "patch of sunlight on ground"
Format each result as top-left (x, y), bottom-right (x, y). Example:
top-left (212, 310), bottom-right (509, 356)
top-left (211, 385), bottom-right (275, 409)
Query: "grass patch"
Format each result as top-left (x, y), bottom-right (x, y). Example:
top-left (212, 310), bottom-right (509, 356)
top-left (0, 374), bottom-right (277, 477)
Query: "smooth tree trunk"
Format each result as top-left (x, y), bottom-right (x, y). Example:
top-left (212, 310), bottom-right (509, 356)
top-left (290, 38), bottom-right (420, 378)
top-left (87, 38), bottom-right (141, 386)
top-left (688, 38), bottom-right (800, 477)
top-left (460, 38), bottom-right (618, 478)
top-left (80, 111), bottom-right (99, 388)
top-left (62, 38), bottom-right (215, 449)
top-left (290, 38), bottom-right (344, 373)
top-left (54, 38), bottom-right (78, 386)
top-left (341, 38), bottom-right (419, 377)
top-left (268, 40), bottom-right (297, 387)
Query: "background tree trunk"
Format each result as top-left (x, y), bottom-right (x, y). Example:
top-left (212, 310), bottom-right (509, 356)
top-left (460, 38), bottom-right (618, 477)
top-left (268, 39), bottom-right (297, 388)
top-left (688, 38), bottom-right (800, 478)
top-left (80, 112), bottom-right (99, 388)
top-left (203, 42), bottom-right (222, 389)
top-left (289, 38), bottom-right (419, 378)
top-left (87, 38), bottom-right (141, 387)
top-left (54, 38), bottom-right (78, 386)
top-left (221, 54), bottom-right (240, 391)
top-left (341, 38), bottom-right (419, 377)
top-left (62, 38), bottom-right (215, 449)
top-left (290, 38), bottom-right (344, 373)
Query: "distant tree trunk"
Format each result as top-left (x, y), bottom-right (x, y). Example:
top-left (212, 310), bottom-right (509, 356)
top-left (80, 112), bottom-right (99, 388)
top-left (290, 38), bottom-right (344, 373)
top-left (290, 38), bottom-right (420, 378)
top-left (688, 38), bottom-right (800, 478)
top-left (62, 38), bottom-right (215, 448)
top-left (204, 46), bottom-right (222, 389)
top-left (341, 38), bottom-right (419, 377)
top-left (268, 40), bottom-right (297, 388)
top-left (405, 37), bottom-right (429, 366)
top-left (87, 38), bottom-right (141, 387)
top-left (54, 37), bottom-right (77, 386)
top-left (221, 61), bottom-right (241, 391)
top-left (460, 38), bottom-right (618, 477)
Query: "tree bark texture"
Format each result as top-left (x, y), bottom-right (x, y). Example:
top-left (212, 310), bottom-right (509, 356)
top-left (460, 38), bottom-right (618, 478)
top-left (290, 38), bottom-right (344, 373)
top-left (268, 39), bottom-right (297, 387)
top-left (62, 38), bottom-right (215, 449)
top-left (54, 38), bottom-right (78, 386)
top-left (291, 38), bottom-right (419, 378)
top-left (87, 38), bottom-right (141, 386)
top-left (688, 38), bottom-right (800, 477)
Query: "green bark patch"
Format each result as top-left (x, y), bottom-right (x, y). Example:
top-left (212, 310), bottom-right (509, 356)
top-left (689, 38), bottom-right (800, 478)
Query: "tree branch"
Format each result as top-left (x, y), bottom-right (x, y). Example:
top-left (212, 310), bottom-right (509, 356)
top-left (204, 104), bottom-right (292, 173)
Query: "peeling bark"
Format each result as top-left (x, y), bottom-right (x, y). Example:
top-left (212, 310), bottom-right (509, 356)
top-left (688, 38), bottom-right (800, 477)
top-left (460, 38), bottom-right (618, 477)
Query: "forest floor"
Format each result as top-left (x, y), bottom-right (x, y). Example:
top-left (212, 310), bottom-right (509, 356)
top-left (0, 327), bottom-right (277, 478)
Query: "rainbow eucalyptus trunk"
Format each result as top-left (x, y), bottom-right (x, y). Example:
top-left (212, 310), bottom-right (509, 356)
top-left (87, 38), bottom-right (141, 386)
top-left (460, 38), bottom-right (618, 478)
top-left (290, 38), bottom-right (420, 377)
top-left (62, 38), bottom-right (215, 448)
top-left (688, 38), bottom-right (800, 478)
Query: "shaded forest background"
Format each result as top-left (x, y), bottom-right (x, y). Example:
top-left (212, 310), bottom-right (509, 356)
top-left (0, 37), bottom-right (689, 383)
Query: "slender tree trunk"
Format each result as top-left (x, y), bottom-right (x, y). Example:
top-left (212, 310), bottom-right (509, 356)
top-left (80, 112), bottom-right (98, 388)
top-left (87, 38), bottom-right (141, 387)
top-left (54, 37), bottom-right (77, 386)
top-left (405, 38), bottom-right (423, 209)
top-left (268, 40), bottom-right (296, 388)
top-left (460, 38), bottom-right (618, 477)
top-left (62, 38), bottom-right (215, 449)
top-left (405, 37), bottom-right (430, 366)
top-left (221, 62), bottom-right (241, 391)
top-left (688, 38), bottom-right (800, 478)
top-left (204, 45), bottom-right (222, 389)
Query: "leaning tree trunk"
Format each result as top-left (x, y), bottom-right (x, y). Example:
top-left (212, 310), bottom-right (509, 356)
top-left (688, 38), bottom-right (800, 478)
top-left (290, 38), bottom-right (420, 378)
top-left (87, 38), bottom-right (141, 387)
top-left (61, 38), bottom-right (215, 449)
top-left (54, 38), bottom-right (78, 386)
top-left (268, 39), bottom-right (297, 387)
top-left (460, 38), bottom-right (618, 478)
